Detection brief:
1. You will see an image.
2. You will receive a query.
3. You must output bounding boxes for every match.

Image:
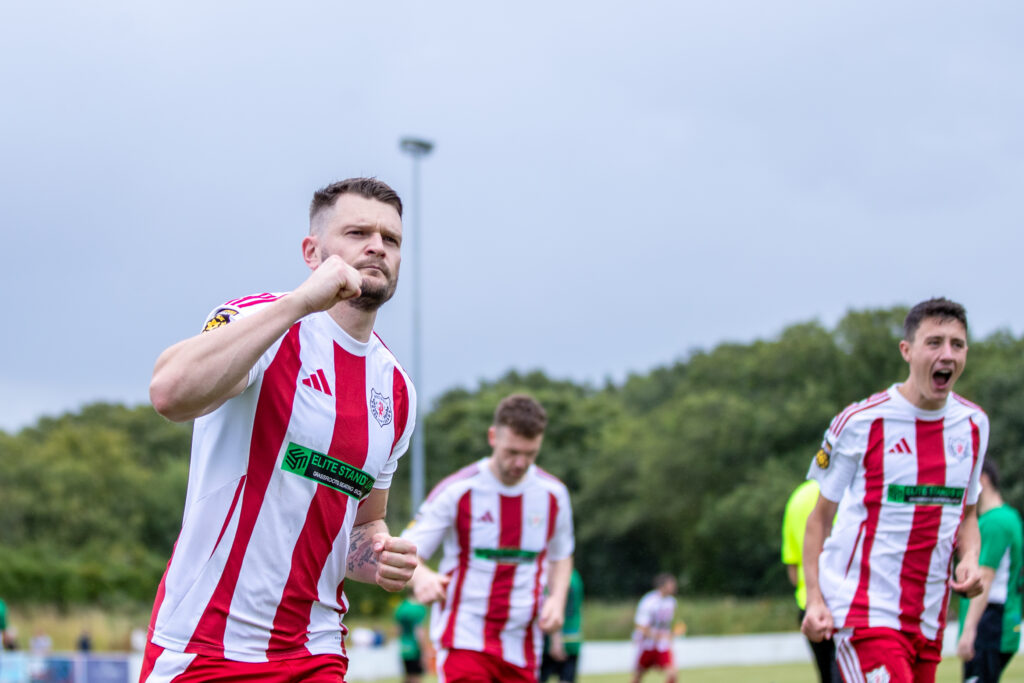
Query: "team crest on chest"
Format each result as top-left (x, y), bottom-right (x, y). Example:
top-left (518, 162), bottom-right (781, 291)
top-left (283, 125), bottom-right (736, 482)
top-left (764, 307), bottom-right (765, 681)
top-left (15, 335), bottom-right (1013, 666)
top-left (866, 665), bottom-right (891, 683)
top-left (948, 436), bottom-right (970, 461)
top-left (369, 389), bottom-right (393, 427)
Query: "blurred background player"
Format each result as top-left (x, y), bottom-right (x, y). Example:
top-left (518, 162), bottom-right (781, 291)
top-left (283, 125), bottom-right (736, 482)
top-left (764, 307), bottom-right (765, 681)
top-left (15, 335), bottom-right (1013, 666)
top-left (803, 297), bottom-right (987, 683)
top-left (782, 479), bottom-right (840, 682)
top-left (630, 573), bottom-right (678, 683)
top-left (957, 458), bottom-right (1023, 683)
top-left (540, 568), bottom-right (584, 683)
top-left (394, 592), bottom-right (432, 683)
top-left (403, 394), bottom-right (575, 683)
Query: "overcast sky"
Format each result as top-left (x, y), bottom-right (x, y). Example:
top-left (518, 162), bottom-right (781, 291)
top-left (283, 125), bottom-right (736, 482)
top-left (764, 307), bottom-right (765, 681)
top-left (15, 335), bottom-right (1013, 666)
top-left (2, 1), bottom-right (1022, 432)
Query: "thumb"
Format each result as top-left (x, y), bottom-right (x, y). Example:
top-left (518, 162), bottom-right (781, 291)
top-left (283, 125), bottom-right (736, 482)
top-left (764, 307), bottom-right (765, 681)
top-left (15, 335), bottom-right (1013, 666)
top-left (371, 532), bottom-right (390, 552)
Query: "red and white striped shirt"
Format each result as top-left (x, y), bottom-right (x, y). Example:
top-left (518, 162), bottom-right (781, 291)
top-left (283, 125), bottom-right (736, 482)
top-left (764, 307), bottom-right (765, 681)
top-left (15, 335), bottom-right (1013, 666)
top-left (148, 294), bottom-right (416, 663)
top-left (633, 590), bottom-right (676, 653)
top-left (808, 384), bottom-right (987, 641)
top-left (402, 459), bottom-right (574, 670)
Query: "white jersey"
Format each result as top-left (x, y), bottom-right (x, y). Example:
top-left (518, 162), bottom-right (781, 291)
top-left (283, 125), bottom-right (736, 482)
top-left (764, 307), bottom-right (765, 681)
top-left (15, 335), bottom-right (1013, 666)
top-left (148, 293), bottom-right (416, 663)
top-left (808, 384), bottom-right (987, 641)
top-left (633, 590), bottom-right (676, 652)
top-left (402, 458), bottom-right (574, 670)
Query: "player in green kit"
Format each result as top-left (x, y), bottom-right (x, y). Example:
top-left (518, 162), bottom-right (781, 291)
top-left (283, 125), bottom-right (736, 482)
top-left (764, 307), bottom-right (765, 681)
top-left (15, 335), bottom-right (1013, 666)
top-left (541, 569), bottom-right (584, 682)
top-left (394, 595), bottom-right (431, 683)
top-left (957, 459), bottom-right (1023, 683)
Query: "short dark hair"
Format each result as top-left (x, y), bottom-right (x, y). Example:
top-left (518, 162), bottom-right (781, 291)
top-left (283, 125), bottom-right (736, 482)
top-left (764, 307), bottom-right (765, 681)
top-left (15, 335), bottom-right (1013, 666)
top-left (493, 394), bottom-right (548, 439)
top-left (309, 177), bottom-right (403, 226)
top-left (903, 297), bottom-right (967, 341)
top-left (653, 573), bottom-right (676, 589)
top-left (982, 458), bottom-right (1001, 491)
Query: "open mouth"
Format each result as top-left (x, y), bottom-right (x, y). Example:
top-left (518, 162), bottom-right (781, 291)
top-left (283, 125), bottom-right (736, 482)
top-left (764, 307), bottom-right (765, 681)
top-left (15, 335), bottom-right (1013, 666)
top-left (932, 369), bottom-right (953, 389)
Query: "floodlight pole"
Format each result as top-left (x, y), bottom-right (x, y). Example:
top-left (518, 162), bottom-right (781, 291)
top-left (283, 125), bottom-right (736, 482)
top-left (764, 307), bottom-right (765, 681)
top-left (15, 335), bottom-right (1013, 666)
top-left (399, 136), bottom-right (434, 513)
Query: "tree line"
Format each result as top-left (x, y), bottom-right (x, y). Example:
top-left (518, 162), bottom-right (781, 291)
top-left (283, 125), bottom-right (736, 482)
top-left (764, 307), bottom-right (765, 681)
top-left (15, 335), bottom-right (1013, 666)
top-left (3, 306), bottom-right (1023, 610)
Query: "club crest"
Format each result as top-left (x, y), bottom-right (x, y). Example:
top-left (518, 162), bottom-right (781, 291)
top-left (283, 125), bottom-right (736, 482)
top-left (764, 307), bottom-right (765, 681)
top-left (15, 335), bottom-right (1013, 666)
top-left (370, 389), bottom-right (393, 427)
top-left (948, 436), bottom-right (970, 461)
top-left (866, 665), bottom-right (891, 683)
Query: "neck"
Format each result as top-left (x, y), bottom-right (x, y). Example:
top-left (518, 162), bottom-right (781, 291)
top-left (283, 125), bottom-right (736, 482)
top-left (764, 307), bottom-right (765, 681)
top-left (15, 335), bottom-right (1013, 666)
top-left (979, 489), bottom-right (1003, 515)
top-left (896, 379), bottom-right (945, 411)
top-left (327, 302), bottom-right (377, 342)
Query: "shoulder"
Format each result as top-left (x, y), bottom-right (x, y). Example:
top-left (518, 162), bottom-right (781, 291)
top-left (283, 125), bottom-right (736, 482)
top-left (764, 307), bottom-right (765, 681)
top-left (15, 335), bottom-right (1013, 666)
top-left (370, 332), bottom-right (409, 373)
top-left (201, 292), bottom-right (289, 333)
top-left (425, 461), bottom-right (484, 503)
top-left (951, 393), bottom-right (988, 422)
top-left (532, 466), bottom-right (571, 496)
top-left (826, 389), bottom-right (893, 441)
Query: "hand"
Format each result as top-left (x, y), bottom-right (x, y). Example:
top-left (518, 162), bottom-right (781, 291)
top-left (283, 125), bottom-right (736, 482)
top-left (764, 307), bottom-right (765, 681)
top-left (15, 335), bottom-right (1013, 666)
top-left (294, 254), bottom-right (363, 314)
top-left (372, 533), bottom-right (417, 592)
top-left (951, 560), bottom-right (984, 598)
top-left (957, 631), bottom-right (976, 661)
top-left (801, 600), bottom-right (834, 643)
top-left (539, 597), bottom-right (566, 634)
top-left (410, 564), bottom-right (451, 604)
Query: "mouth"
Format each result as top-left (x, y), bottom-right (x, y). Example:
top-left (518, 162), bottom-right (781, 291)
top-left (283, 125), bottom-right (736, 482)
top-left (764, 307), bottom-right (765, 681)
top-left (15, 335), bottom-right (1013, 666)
top-left (932, 368), bottom-right (954, 390)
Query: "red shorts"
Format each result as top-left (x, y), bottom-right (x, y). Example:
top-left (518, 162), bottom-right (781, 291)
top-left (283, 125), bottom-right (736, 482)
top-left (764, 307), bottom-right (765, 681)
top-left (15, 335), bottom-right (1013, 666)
top-left (636, 647), bottom-right (674, 670)
top-left (438, 648), bottom-right (536, 683)
top-left (140, 640), bottom-right (348, 682)
top-left (834, 627), bottom-right (941, 683)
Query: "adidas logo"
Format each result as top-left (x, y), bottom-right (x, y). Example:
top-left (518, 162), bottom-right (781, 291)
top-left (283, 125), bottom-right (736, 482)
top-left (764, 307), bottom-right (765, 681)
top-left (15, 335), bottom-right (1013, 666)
top-left (301, 369), bottom-right (332, 396)
top-left (477, 510), bottom-right (495, 524)
top-left (888, 437), bottom-right (912, 454)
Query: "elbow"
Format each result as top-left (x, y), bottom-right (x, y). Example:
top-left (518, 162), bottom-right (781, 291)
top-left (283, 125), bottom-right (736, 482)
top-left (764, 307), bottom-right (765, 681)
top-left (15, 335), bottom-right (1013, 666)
top-left (149, 373), bottom-right (196, 422)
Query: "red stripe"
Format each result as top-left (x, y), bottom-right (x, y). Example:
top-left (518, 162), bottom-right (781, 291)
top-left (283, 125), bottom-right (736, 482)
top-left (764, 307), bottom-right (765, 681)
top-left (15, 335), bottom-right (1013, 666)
top-left (427, 464), bottom-right (480, 504)
top-left (522, 493), bottom-right (560, 670)
top-left (483, 495), bottom-right (523, 659)
top-left (833, 396), bottom-right (891, 439)
top-left (389, 368), bottom-right (410, 459)
top-left (318, 369), bottom-right (332, 396)
top-left (441, 491), bottom-right (473, 649)
top-left (845, 418), bottom-right (886, 627)
top-left (187, 324), bottom-right (304, 656)
top-left (226, 292), bottom-right (282, 308)
top-left (898, 418), bottom-right (946, 634)
top-left (267, 345), bottom-right (368, 656)
top-left (210, 476), bottom-right (247, 559)
top-left (310, 373), bottom-right (322, 392)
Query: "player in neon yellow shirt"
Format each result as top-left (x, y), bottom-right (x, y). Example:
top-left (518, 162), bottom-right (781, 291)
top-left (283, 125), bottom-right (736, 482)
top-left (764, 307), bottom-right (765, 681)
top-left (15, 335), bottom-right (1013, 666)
top-left (783, 479), bottom-right (839, 683)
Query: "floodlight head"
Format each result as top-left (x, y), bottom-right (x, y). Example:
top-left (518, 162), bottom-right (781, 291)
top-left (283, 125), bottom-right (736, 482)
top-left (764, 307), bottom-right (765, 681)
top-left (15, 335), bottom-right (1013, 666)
top-left (400, 137), bottom-right (435, 158)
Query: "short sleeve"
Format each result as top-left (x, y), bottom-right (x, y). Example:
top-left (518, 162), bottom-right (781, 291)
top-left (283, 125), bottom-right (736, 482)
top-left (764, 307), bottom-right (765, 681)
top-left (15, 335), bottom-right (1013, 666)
top-left (401, 484), bottom-right (457, 561)
top-left (199, 294), bottom-right (286, 390)
top-left (964, 413), bottom-right (990, 506)
top-left (808, 417), bottom-right (865, 504)
top-left (978, 511), bottom-right (1012, 569)
top-left (547, 487), bottom-right (575, 562)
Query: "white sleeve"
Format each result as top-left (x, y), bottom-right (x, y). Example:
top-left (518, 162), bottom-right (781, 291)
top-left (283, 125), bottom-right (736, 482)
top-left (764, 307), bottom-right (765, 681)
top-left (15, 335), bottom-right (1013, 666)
top-left (401, 485), bottom-right (455, 561)
top-left (965, 413), bottom-right (990, 505)
top-left (547, 486), bottom-right (575, 561)
top-left (807, 418), bottom-right (864, 504)
top-left (199, 296), bottom-right (283, 390)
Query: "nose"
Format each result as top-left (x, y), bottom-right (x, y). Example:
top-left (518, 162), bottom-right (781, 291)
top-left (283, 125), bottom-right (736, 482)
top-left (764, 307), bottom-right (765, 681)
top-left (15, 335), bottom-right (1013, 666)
top-left (364, 230), bottom-right (385, 254)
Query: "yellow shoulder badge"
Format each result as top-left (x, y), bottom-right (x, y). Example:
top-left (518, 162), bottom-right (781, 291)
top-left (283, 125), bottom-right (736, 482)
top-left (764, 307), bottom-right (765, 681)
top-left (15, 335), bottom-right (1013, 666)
top-left (203, 307), bottom-right (239, 333)
top-left (815, 448), bottom-right (830, 469)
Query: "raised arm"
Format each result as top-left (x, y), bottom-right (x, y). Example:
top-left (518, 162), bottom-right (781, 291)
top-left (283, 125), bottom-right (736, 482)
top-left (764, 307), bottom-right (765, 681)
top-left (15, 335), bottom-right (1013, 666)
top-left (150, 255), bottom-right (363, 422)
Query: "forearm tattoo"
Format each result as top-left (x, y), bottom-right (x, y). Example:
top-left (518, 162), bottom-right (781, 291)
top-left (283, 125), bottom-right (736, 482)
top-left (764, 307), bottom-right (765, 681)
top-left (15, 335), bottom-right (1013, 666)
top-left (347, 523), bottom-right (379, 576)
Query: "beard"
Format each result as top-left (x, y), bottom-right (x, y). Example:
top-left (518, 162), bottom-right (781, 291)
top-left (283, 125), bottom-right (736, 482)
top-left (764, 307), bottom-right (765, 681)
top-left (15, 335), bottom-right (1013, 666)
top-left (320, 248), bottom-right (398, 311)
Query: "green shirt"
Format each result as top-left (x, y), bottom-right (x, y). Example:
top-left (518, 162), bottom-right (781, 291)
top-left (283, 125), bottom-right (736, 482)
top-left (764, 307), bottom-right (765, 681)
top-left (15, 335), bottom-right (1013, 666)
top-left (562, 569), bottom-right (584, 656)
top-left (782, 480), bottom-right (820, 610)
top-left (959, 504), bottom-right (1024, 653)
top-left (394, 598), bottom-right (428, 660)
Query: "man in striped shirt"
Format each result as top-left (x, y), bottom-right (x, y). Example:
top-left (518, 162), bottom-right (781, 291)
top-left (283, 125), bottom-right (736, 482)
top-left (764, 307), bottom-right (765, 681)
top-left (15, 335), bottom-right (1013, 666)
top-left (403, 394), bottom-right (575, 683)
top-left (802, 297), bottom-right (987, 683)
top-left (142, 178), bottom-right (419, 682)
